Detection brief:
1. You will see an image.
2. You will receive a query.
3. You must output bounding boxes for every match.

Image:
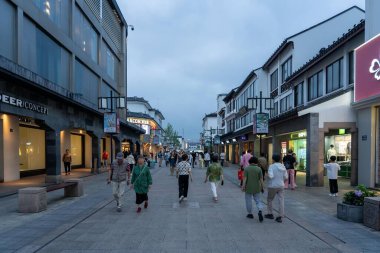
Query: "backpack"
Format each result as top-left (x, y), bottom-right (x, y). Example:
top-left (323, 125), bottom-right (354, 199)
top-left (284, 161), bottom-right (291, 169)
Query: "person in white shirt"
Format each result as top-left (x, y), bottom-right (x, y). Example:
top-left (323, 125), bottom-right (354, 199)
top-left (220, 152), bottom-right (226, 167)
top-left (326, 145), bottom-right (337, 161)
top-left (324, 155), bottom-right (341, 197)
top-left (204, 151), bottom-right (211, 168)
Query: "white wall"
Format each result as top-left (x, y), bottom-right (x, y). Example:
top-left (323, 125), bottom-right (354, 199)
top-left (127, 102), bottom-right (150, 114)
top-left (365, 0), bottom-right (380, 40)
top-left (298, 91), bottom-right (356, 128)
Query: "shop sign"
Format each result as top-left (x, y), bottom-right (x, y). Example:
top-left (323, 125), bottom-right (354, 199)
top-left (290, 131), bottom-right (307, 139)
top-left (127, 118), bottom-right (150, 125)
top-left (253, 113), bottom-right (269, 134)
top-left (241, 135), bottom-right (247, 141)
top-left (104, 112), bottom-right (120, 133)
top-left (214, 135), bottom-right (221, 144)
top-left (355, 33), bottom-right (380, 102)
top-left (0, 92), bottom-right (48, 114)
top-left (153, 135), bottom-right (160, 145)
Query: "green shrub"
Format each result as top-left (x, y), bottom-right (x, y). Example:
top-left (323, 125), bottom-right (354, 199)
top-left (343, 184), bottom-right (376, 206)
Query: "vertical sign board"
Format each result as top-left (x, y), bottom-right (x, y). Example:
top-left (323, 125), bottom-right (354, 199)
top-left (214, 135), bottom-right (221, 144)
top-left (104, 113), bottom-right (120, 133)
top-left (255, 113), bottom-right (269, 134)
top-left (355, 33), bottom-right (380, 102)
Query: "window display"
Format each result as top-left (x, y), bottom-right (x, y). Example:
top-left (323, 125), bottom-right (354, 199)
top-left (19, 127), bottom-right (46, 171)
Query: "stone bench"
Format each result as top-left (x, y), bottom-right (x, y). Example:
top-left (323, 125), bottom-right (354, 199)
top-left (18, 178), bottom-right (83, 213)
top-left (364, 197), bottom-right (380, 230)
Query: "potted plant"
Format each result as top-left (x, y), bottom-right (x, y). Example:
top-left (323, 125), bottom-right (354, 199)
top-left (337, 184), bottom-right (376, 223)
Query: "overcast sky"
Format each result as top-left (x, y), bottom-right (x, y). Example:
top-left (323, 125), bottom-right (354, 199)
top-left (118, 0), bottom-right (365, 141)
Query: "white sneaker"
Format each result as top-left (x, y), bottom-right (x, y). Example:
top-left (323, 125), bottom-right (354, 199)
top-left (179, 196), bottom-right (184, 203)
top-left (329, 194), bottom-right (333, 196)
top-left (335, 193), bottom-right (338, 196)
top-left (183, 197), bottom-right (188, 201)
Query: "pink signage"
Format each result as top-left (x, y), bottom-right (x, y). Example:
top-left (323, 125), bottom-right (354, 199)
top-left (355, 33), bottom-right (380, 102)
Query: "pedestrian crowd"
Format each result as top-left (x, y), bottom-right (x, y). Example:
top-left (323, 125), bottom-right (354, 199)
top-left (103, 148), bottom-right (340, 225)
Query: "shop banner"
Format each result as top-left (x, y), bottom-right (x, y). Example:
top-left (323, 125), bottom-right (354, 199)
top-left (104, 113), bottom-right (120, 133)
top-left (214, 135), bottom-right (221, 145)
top-left (355, 33), bottom-right (380, 102)
top-left (254, 113), bottom-right (269, 134)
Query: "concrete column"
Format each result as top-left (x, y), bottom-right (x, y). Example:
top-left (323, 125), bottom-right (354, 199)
top-left (45, 130), bottom-right (62, 183)
top-left (0, 114), bottom-right (20, 182)
top-left (60, 130), bottom-right (71, 173)
top-left (92, 135), bottom-right (101, 172)
top-left (350, 129), bottom-right (358, 186)
top-left (357, 107), bottom-right (376, 187)
top-left (306, 113), bottom-right (323, 187)
top-left (85, 134), bottom-right (92, 168)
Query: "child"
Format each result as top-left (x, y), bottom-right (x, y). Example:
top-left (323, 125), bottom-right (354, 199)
top-left (238, 166), bottom-right (244, 186)
top-left (324, 156), bottom-right (341, 197)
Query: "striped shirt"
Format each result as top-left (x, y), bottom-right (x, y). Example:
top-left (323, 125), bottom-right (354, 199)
top-left (177, 161), bottom-right (192, 175)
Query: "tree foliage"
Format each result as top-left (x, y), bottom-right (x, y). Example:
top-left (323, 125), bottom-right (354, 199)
top-left (164, 123), bottom-right (180, 147)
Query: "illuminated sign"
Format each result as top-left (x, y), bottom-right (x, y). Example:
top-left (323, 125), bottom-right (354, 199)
top-left (355, 33), bottom-right (380, 102)
top-left (0, 93), bottom-right (48, 114)
top-left (127, 118), bottom-right (150, 125)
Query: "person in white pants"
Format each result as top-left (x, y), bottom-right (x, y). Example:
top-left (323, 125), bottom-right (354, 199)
top-left (204, 155), bottom-right (224, 202)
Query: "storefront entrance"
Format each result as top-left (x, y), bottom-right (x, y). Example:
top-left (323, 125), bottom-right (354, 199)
top-left (325, 129), bottom-right (352, 178)
top-left (70, 134), bottom-right (84, 168)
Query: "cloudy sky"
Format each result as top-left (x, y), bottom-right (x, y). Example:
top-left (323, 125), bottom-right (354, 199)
top-left (118, 0), bottom-right (364, 141)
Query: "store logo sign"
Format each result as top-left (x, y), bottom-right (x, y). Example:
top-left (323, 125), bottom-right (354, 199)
top-left (355, 33), bottom-right (380, 103)
top-left (0, 93), bottom-right (48, 114)
top-left (369, 58), bottom-right (380, 80)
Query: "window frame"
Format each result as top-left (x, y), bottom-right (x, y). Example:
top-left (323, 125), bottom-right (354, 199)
top-left (348, 51), bottom-right (354, 85)
top-left (294, 82), bottom-right (304, 107)
top-left (281, 57), bottom-right (292, 83)
top-left (326, 57), bottom-right (343, 94)
top-left (270, 69), bottom-right (278, 92)
top-left (308, 70), bottom-right (323, 101)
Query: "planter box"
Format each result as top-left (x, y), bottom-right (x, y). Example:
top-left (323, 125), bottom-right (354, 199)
top-left (364, 197), bottom-right (380, 230)
top-left (337, 203), bottom-right (363, 223)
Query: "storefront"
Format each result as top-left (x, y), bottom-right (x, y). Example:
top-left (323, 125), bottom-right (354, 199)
top-left (289, 131), bottom-right (307, 172)
top-left (354, 32), bottom-right (380, 187)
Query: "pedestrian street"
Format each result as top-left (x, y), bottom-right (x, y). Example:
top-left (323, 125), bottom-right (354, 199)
top-left (1, 163), bottom-right (379, 253)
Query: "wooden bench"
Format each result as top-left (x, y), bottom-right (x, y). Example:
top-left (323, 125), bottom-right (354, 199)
top-left (18, 178), bottom-right (84, 213)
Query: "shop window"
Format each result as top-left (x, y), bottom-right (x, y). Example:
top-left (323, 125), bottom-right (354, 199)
top-left (308, 70), bottom-right (323, 101)
top-left (271, 102), bottom-right (278, 118)
top-left (325, 132), bottom-right (351, 177)
top-left (71, 134), bottom-right (83, 166)
top-left (270, 69), bottom-right (278, 92)
top-left (282, 57), bottom-right (292, 83)
top-left (19, 127), bottom-right (46, 171)
top-left (326, 58), bottom-right (343, 93)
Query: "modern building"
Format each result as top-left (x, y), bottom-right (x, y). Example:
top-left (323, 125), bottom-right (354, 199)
top-left (126, 96), bottom-right (165, 156)
top-left (201, 112), bottom-right (218, 151)
top-left (222, 68), bottom-right (269, 164)
top-left (0, 0), bottom-right (144, 183)
top-left (218, 6), bottom-right (365, 187)
top-left (354, 0), bottom-right (380, 188)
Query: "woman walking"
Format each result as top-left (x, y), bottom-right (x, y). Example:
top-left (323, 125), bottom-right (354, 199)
top-left (176, 154), bottom-right (192, 202)
top-left (169, 151), bottom-right (178, 176)
top-left (131, 156), bottom-right (153, 213)
top-left (62, 149), bottom-right (72, 175)
top-left (204, 154), bottom-right (224, 202)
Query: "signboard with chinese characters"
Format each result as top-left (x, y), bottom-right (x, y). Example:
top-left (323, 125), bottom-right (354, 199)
top-left (355, 33), bottom-right (380, 102)
top-left (253, 113), bottom-right (269, 134)
top-left (104, 113), bottom-right (120, 133)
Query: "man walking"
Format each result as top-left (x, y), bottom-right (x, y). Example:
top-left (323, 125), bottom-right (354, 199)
top-left (107, 152), bottom-right (130, 212)
top-left (242, 156), bottom-right (264, 222)
top-left (265, 154), bottom-right (288, 223)
top-left (220, 151), bottom-right (226, 167)
top-left (283, 149), bottom-right (296, 190)
top-left (205, 154), bottom-right (224, 202)
top-left (204, 151), bottom-right (211, 168)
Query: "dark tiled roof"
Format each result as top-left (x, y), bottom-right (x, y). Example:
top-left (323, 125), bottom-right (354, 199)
top-left (262, 6), bottom-right (364, 70)
top-left (127, 111), bottom-right (154, 120)
top-left (234, 70), bottom-right (258, 95)
top-left (205, 112), bottom-right (217, 118)
top-left (283, 19), bottom-right (365, 88)
top-left (149, 108), bottom-right (165, 120)
top-left (127, 96), bottom-right (149, 103)
top-left (223, 86), bottom-right (239, 103)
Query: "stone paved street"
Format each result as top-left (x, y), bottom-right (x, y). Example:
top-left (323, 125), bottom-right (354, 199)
top-left (0, 164), bottom-right (379, 253)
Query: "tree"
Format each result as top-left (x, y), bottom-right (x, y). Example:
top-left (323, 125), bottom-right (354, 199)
top-left (164, 123), bottom-right (181, 148)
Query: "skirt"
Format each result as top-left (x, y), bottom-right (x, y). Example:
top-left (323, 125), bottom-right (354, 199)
top-left (136, 192), bottom-right (148, 205)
